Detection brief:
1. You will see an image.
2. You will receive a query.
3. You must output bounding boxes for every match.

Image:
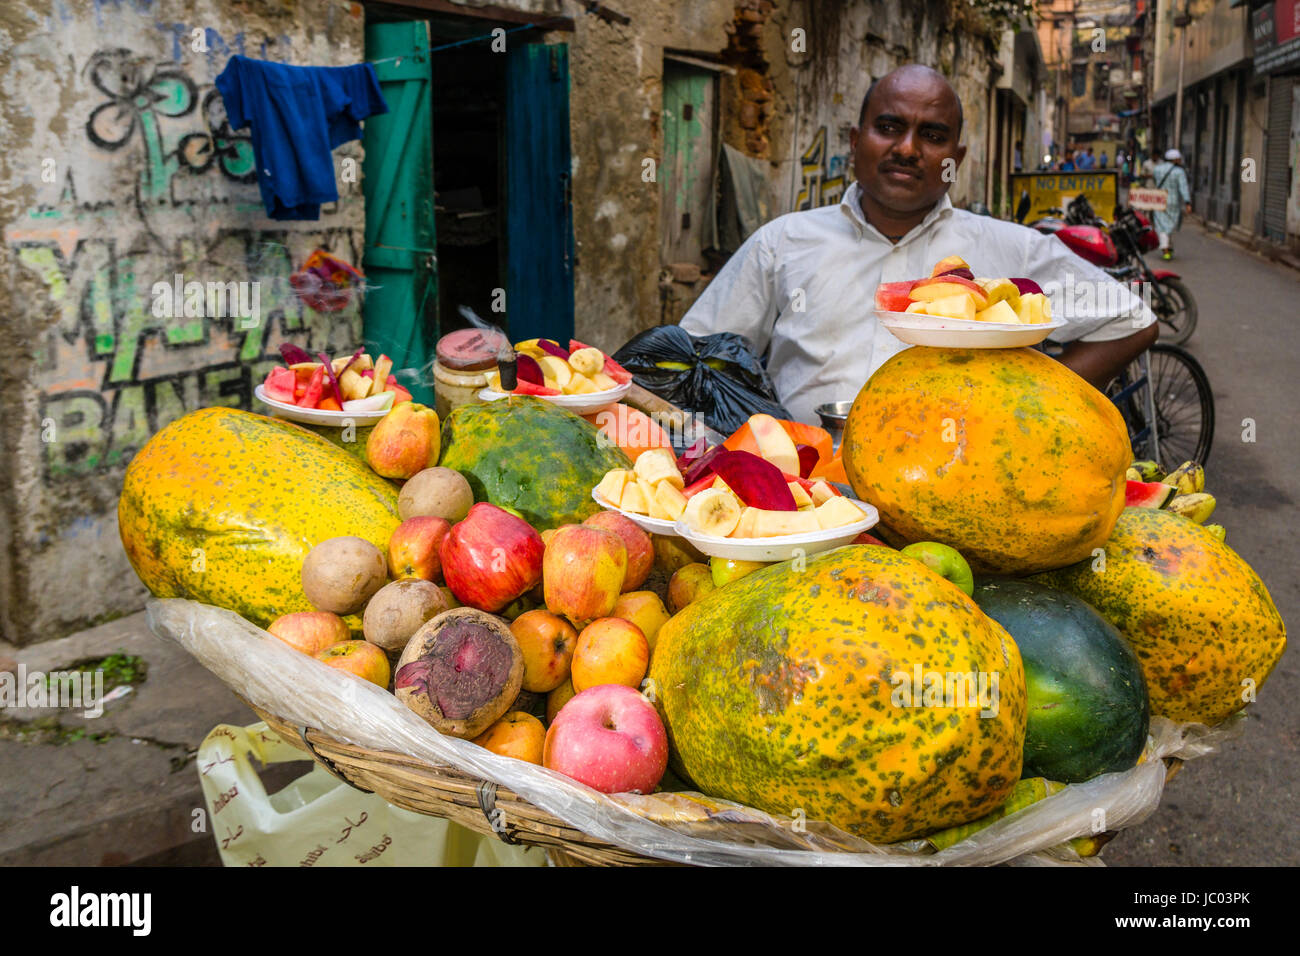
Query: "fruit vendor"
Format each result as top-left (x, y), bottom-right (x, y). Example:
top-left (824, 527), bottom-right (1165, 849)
top-left (679, 64), bottom-right (1158, 425)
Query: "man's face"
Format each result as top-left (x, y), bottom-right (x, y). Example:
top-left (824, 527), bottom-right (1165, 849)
top-left (850, 73), bottom-right (966, 215)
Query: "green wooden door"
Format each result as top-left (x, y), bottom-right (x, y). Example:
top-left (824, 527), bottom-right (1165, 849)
top-left (363, 20), bottom-right (436, 404)
top-left (660, 62), bottom-right (717, 263)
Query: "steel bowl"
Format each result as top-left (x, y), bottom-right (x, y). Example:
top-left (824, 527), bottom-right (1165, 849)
top-left (815, 400), bottom-right (854, 448)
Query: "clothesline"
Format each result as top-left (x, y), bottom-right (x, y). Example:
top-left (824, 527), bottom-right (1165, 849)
top-left (366, 17), bottom-right (573, 65)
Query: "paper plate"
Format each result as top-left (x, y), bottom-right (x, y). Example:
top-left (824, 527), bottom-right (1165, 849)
top-left (254, 385), bottom-right (393, 426)
top-left (673, 499), bottom-right (880, 562)
top-left (590, 489), bottom-right (679, 536)
top-left (478, 382), bottom-right (631, 415)
top-left (877, 312), bottom-right (1066, 348)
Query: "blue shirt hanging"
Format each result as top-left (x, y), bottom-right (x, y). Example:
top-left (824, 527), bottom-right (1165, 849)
top-left (215, 56), bottom-right (388, 220)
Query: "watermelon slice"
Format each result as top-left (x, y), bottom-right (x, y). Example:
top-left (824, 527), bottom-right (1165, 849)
top-left (1125, 480), bottom-right (1176, 509)
top-left (512, 380), bottom-right (563, 397)
top-left (570, 339), bottom-right (633, 385)
top-left (874, 281), bottom-right (917, 313)
top-left (387, 382), bottom-right (413, 404)
top-left (263, 367), bottom-right (297, 404)
top-left (298, 365), bottom-right (325, 408)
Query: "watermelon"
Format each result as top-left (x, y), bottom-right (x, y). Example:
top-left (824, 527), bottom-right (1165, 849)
top-left (972, 578), bottom-right (1149, 783)
top-left (1125, 480), bottom-right (1175, 508)
top-left (873, 280), bottom-right (916, 312)
top-left (438, 397), bottom-right (632, 530)
top-left (264, 367), bottom-right (296, 403)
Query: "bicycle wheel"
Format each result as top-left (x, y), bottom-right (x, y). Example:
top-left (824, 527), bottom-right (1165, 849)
top-left (1150, 277), bottom-right (1198, 345)
top-left (1144, 344), bottom-right (1214, 466)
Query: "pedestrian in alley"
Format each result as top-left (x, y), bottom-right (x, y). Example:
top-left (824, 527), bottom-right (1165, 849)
top-left (1100, 149), bottom-right (1108, 168)
top-left (1151, 148), bottom-right (1192, 261)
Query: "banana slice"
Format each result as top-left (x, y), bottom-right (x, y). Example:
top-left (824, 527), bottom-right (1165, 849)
top-left (682, 488), bottom-right (742, 537)
top-left (568, 347), bottom-right (605, 377)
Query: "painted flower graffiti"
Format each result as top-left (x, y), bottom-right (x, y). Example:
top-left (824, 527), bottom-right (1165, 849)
top-left (83, 48), bottom-right (255, 199)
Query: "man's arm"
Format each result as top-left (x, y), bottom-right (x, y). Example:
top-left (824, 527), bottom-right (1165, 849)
top-left (1057, 321), bottom-right (1158, 390)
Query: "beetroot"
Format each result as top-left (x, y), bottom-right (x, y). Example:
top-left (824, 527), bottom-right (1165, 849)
top-left (1011, 277), bottom-right (1043, 295)
top-left (709, 450), bottom-right (797, 511)
top-left (516, 353), bottom-right (545, 386)
top-left (938, 267), bottom-right (976, 281)
top-left (682, 444), bottom-right (726, 487)
top-left (394, 607), bottom-right (524, 739)
top-left (795, 444), bottom-right (819, 479)
top-left (675, 437), bottom-right (708, 475)
top-left (537, 339), bottom-right (570, 359)
top-left (279, 342), bottom-right (314, 366)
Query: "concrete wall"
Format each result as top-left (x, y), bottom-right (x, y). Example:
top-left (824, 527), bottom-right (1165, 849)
top-left (0, 0), bottom-right (368, 646)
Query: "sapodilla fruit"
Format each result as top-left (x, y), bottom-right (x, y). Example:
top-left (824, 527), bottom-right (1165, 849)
top-left (682, 488), bottom-right (742, 536)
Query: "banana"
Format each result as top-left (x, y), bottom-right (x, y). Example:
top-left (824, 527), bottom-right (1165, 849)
top-left (568, 347), bottom-right (604, 377)
top-left (1130, 460), bottom-right (1165, 482)
top-left (1164, 460), bottom-right (1205, 495)
top-left (634, 448), bottom-right (683, 488)
top-left (1167, 492), bottom-right (1216, 524)
top-left (682, 488), bottom-right (742, 537)
top-left (1203, 523), bottom-right (1226, 542)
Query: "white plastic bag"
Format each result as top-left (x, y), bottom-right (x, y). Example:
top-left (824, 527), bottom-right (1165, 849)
top-left (196, 721), bottom-right (546, 867)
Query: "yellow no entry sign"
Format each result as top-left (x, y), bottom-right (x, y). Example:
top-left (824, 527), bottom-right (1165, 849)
top-left (1009, 171), bottom-right (1119, 222)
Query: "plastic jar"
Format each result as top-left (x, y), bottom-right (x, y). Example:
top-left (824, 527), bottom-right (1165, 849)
top-left (432, 328), bottom-right (510, 420)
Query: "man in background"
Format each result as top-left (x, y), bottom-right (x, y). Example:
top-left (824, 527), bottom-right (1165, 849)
top-left (1150, 148), bottom-right (1192, 261)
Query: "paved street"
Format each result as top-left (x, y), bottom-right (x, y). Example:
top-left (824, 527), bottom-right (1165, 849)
top-left (1100, 223), bottom-right (1300, 866)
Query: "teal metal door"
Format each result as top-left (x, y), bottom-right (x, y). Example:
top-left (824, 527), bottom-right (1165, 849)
top-left (505, 43), bottom-right (574, 343)
top-left (364, 20), bottom-right (436, 403)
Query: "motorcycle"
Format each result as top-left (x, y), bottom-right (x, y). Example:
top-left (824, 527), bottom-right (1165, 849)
top-left (1014, 193), bottom-right (1198, 344)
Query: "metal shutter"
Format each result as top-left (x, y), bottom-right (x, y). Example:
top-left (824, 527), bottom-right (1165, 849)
top-left (1263, 76), bottom-right (1293, 242)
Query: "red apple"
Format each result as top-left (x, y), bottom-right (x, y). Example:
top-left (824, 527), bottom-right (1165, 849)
top-left (388, 516), bottom-right (452, 581)
top-left (542, 684), bottom-right (668, 794)
top-left (582, 511), bottom-right (653, 591)
top-left (908, 274), bottom-right (989, 309)
top-left (543, 524), bottom-right (627, 626)
top-left (440, 503), bottom-right (545, 613)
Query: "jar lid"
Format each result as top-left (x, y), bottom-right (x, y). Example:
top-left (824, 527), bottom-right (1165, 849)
top-left (436, 327), bottom-right (510, 372)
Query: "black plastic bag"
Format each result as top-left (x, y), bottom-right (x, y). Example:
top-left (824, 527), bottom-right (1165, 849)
top-left (612, 326), bottom-right (791, 440)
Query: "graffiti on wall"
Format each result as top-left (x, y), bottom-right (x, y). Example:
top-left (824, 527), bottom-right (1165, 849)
top-left (795, 126), bottom-right (849, 210)
top-left (8, 41), bottom-right (363, 481)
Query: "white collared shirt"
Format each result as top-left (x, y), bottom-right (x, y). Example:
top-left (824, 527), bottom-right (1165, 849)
top-left (679, 181), bottom-right (1156, 424)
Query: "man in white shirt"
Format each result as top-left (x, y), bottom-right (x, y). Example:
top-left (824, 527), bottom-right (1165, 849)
top-left (680, 65), bottom-right (1158, 424)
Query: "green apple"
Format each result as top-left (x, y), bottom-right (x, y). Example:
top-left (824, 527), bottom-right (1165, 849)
top-left (709, 556), bottom-right (771, 588)
top-left (900, 542), bottom-right (975, 596)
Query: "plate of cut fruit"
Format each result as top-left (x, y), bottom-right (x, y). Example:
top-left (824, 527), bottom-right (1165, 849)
top-left (875, 255), bottom-right (1066, 348)
top-left (255, 343), bottom-right (415, 425)
top-left (591, 416), bottom-right (879, 559)
top-left (479, 338), bottom-right (633, 415)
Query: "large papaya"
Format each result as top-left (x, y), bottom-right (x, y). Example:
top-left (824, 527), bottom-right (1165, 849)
top-left (649, 546), bottom-right (1027, 843)
top-left (118, 407), bottom-right (400, 628)
top-left (439, 397), bottom-right (631, 531)
top-left (843, 347), bottom-right (1131, 574)
top-left (1034, 507), bottom-right (1286, 725)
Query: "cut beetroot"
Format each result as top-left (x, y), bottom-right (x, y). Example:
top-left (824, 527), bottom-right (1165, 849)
top-left (709, 449), bottom-right (798, 511)
top-left (1126, 480), bottom-right (1177, 509)
top-left (537, 339), bottom-right (570, 359)
top-left (682, 444), bottom-right (726, 487)
top-left (317, 351), bottom-right (346, 407)
top-left (874, 281), bottom-right (917, 313)
top-left (675, 437), bottom-right (708, 474)
top-left (394, 608), bottom-right (524, 739)
top-left (279, 342), bottom-right (314, 366)
top-left (1010, 277), bottom-right (1043, 295)
top-left (795, 444), bottom-right (819, 479)
top-left (938, 267), bottom-right (976, 280)
top-left (516, 353), bottom-right (545, 386)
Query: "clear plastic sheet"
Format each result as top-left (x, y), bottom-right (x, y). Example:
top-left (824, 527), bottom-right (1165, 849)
top-left (149, 598), bottom-right (1242, 867)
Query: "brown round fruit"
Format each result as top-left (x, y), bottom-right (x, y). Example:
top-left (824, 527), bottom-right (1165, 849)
top-left (394, 607), bottom-right (524, 739)
top-left (362, 579), bottom-right (451, 656)
top-left (301, 536), bottom-right (388, 615)
top-left (398, 467), bottom-right (474, 523)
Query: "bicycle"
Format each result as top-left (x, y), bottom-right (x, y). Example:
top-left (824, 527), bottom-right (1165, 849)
top-left (1104, 343), bottom-right (1214, 466)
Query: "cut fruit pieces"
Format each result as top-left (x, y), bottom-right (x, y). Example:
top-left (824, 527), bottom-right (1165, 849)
top-left (751, 509), bottom-right (822, 537)
top-left (634, 448), bottom-right (683, 489)
top-left (568, 347), bottom-right (604, 377)
top-left (787, 482), bottom-right (814, 509)
top-left (814, 496), bottom-right (866, 530)
top-left (974, 300), bottom-right (1021, 325)
top-left (654, 481), bottom-right (688, 521)
top-left (908, 275), bottom-right (989, 309)
top-left (596, 469), bottom-right (631, 504)
top-left (708, 450), bottom-right (798, 511)
top-left (538, 355), bottom-right (572, 388)
top-left (682, 488), bottom-right (743, 537)
top-left (567, 374), bottom-right (600, 394)
top-left (731, 507), bottom-right (760, 538)
top-left (917, 293), bottom-right (977, 321)
top-left (809, 480), bottom-right (837, 506)
top-left (748, 413), bottom-right (801, 476)
top-left (619, 480), bottom-right (649, 514)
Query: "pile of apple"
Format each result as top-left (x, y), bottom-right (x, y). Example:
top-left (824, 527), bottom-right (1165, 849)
top-left (875, 255), bottom-right (1053, 325)
top-left (482, 338), bottom-right (634, 397)
top-left (261, 343), bottom-right (413, 413)
top-left (264, 398), bottom-right (675, 795)
top-left (595, 413), bottom-right (868, 538)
